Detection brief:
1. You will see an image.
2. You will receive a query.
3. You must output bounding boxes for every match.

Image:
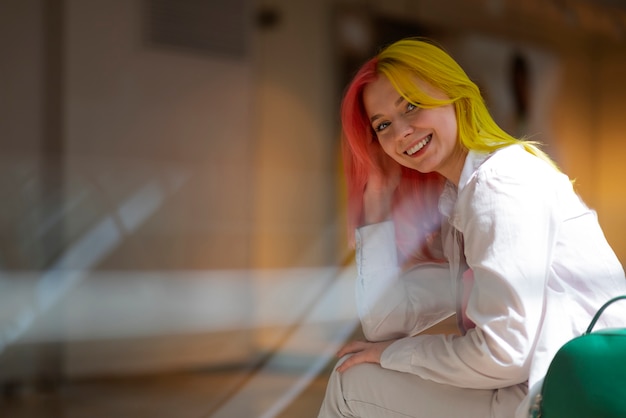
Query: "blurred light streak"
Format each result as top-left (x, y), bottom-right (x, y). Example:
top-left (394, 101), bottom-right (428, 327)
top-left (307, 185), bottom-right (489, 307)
top-left (0, 171), bottom-right (189, 354)
top-left (209, 262), bottom-right (358, 418)
top-left (1, 266), bottom-right (357, 344)
top-left (117, 182), bottom-right (165, 233)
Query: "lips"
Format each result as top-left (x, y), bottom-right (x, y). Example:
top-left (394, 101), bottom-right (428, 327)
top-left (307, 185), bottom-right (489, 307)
top-left (405, 134), bottom-right (432, 156)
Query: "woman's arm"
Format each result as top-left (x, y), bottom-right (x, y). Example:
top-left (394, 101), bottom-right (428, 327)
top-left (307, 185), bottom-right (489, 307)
top-left (357, 143), bottom-right (454, 340)
top-left (378, 157), bottom-right (562, 389)
top-left (356, 221), bottom-right (455, 341)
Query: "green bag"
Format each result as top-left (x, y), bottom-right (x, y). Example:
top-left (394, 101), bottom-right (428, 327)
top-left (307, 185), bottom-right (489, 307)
top-left (531, 295), bottom-right (626, 418)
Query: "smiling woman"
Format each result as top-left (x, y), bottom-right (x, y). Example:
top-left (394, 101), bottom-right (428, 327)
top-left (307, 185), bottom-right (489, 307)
top-left (317, 37), bottom-right (626, 418)
top-left (363, 74), bottom-right (464, 184)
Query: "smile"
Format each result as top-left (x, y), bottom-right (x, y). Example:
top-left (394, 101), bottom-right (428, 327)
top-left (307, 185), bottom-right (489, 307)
top-left (405, 134), bottom-right (432, 156)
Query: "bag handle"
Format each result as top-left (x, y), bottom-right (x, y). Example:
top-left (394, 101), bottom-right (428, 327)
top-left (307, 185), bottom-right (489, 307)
top-left (585, 295), bottom-right (626, 334)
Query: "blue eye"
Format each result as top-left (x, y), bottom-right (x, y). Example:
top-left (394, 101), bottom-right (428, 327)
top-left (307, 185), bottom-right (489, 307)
top-left (406, 103), bottom-right (417, 112)
top-left (375, 121), bottom-right (390, 132)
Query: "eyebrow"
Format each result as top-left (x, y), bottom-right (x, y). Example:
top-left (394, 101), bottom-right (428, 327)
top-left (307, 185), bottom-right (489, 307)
top-left (369, 95), bottom-right (406, 123)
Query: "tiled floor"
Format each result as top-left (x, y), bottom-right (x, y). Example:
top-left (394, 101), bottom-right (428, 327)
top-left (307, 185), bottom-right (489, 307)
top-left (0, 263), bottom-right (358, 417)
top-left (0, 352), bottom-right (332, 418)
top-left (0, 318), bottom-right (458, 418)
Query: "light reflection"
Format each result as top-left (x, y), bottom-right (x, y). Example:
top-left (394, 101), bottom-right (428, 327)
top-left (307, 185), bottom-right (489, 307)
top-left (0, 156), bottom-right (190, 352)
top-left (0, 153), bottom-right (356, 417)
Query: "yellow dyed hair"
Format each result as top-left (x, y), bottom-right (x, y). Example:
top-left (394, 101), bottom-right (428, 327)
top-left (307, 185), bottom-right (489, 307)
top-left (377, 38), bottom-right (559, 170)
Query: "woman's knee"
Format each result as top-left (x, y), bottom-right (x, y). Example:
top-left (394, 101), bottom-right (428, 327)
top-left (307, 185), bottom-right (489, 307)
top-left (319, 356), bottom-right (379, 417)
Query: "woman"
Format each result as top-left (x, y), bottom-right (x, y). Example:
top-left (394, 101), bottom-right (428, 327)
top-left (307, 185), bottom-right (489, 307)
top-left (318, 38), bottom-right (626, 418)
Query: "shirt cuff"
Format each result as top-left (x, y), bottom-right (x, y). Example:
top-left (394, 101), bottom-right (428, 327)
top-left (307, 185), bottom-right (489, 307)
top-left (380, 335), bottom-right (421, 374)
top-left (355, 221), bottom-right (398, 277)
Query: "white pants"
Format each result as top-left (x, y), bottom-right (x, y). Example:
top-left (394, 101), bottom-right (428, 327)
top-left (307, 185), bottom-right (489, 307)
top-left (317, 357), bottom-right (527, 418)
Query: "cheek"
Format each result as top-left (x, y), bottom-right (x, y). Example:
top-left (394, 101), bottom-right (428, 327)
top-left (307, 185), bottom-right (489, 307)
top-left (379, 142), bottom-right (409, 166)
top-left (434, 111), bottom-right (458, 143)
top-left (378, 138), bottom-right (396, 157)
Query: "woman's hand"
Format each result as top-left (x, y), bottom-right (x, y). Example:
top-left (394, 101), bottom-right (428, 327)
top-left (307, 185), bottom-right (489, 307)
top-left (362, 141), bottom-right (402, 225)
top-left (335, 339), bottom-right (397, 373)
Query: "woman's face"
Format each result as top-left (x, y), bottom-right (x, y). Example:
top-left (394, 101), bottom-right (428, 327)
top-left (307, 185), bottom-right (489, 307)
top-left (363, 74), bottom-right (467, 185)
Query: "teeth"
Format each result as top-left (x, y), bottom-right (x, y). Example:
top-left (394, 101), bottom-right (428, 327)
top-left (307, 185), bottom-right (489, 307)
top-left (406, 135), bottom-right (432, 155)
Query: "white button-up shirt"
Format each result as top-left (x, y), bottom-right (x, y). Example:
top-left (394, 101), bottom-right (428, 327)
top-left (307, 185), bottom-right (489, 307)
top-left (355, 144), bottom-right (626, 417)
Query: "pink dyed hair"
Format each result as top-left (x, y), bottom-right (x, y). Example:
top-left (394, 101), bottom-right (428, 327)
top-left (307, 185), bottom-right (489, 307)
top-left (341, 57), bottom-right (445, 266)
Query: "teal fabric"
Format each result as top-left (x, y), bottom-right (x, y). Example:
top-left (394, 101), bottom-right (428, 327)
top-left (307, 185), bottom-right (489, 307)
top-left (536, 296), bottom-right (626, 418)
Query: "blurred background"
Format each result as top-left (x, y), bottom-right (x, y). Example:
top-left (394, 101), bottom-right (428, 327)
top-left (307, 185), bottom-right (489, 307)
top-left (1, 0), bottom-right (626, 417)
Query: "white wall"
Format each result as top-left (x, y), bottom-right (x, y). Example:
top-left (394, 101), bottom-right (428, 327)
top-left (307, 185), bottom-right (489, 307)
top-left (251, 0), bottom-right (340, 269)
top-left (1, 0), bottom-right (344, 379)
top-left (64, 0), bottom-right (256, 270)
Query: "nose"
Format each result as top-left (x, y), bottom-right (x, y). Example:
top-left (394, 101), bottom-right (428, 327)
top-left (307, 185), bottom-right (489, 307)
top-left (395, 118), bottom-right (414, 139)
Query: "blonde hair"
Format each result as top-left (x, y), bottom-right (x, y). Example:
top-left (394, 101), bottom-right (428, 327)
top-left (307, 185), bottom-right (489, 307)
top-left (377, 38), bottom-right (558, 167)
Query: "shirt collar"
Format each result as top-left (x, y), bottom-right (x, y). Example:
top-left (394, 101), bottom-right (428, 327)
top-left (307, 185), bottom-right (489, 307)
top-left (439, 149), bottom-right (491, 218)
top-left (459, 149), bottom-right (491, 192)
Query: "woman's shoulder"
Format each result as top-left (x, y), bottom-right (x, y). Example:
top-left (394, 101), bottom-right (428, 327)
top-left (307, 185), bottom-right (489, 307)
top-left (459, 144), bottom-right (572, 205)
top-left (454, 145), bottom-right (576, 221)
top-left (477, 144), bottom-right (563, 181)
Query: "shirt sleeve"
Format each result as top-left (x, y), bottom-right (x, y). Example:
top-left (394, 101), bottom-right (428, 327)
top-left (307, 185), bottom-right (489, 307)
top-left (381, 159), bottom-right (562, 389)
top-left (355, 222), bottom-right (455, 342)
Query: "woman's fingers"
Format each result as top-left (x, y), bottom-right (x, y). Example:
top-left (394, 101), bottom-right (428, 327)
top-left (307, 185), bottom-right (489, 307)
top-left (335, 350), bottom-right (369, 373)
top-left (336, 340), bottom-right (367, 358)
top-left (335, 339), bottom-right (397, 373)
